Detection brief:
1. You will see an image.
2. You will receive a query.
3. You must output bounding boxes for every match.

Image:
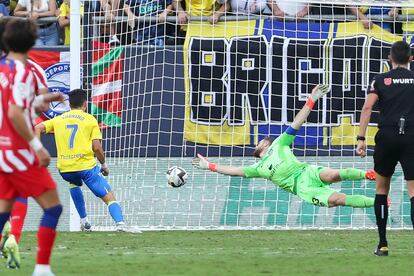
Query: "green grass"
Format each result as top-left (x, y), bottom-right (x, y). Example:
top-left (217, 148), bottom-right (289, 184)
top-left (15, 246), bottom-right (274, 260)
top-left (1, 231), bottom-right (413, 276)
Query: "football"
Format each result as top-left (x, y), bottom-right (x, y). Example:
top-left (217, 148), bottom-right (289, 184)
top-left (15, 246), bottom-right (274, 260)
top-left (166, 166), bottom-right (188, 188)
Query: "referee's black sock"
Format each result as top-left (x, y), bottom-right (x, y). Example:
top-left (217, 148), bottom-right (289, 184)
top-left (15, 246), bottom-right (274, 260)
top-left (410, 197), bottom-right (414, 230)
top-left (375, 194), bottom-right (388, 248)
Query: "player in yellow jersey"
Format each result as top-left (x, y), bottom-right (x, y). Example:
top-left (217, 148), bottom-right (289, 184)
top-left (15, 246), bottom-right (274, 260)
top-left (36, 89), bottom-right (137, 232)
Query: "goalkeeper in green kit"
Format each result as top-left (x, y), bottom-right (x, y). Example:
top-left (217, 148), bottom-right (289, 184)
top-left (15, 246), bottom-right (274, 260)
top-left (192, 85), bottom-right (376, 208)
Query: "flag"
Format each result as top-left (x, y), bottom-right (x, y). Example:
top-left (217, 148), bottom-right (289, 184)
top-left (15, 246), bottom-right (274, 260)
top-left (28, 50), bottom-right (71, 124)
top-left (91, 40), bottom-right (124, 128)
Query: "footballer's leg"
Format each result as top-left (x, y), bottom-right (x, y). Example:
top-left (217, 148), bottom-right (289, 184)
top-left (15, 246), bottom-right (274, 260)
top-left (319, 168), bottom-right (375, 208)
top-left (327, 192), bottom-right (374, 208)
top-left (408, 181), bottom-right (414, 230)
top-left (0, 173), bottom-right (20, 267)
top-left (373, 174), bottom-right (391, 256)
top-left (82, 166), bottom-right (131, 231)
top-left (69, 184), bottom-right (91, 232)
top-left (319, 168), bottom-right (376, 183)
top-left (0, 220), bottom-right (11, 258)
top-left (60, 172), bottom-right (91, 231)
top-left (13, 167), bottom-right (63, 275)
top-left (0, 200), bottom-right (13, 259)
top-left (3, 197), bottom-right (27, 268)
top-left (10, 197), bottom-right (28, 243)
top-left (33, 189), bottom-right (62, 276)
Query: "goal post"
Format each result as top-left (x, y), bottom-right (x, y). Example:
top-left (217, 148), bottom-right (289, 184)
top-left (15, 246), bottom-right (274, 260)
top-left (62, 0), bottom-right (414, 230)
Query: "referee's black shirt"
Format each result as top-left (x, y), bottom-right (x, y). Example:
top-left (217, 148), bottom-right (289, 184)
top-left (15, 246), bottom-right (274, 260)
top-left (368, 67), bottom-right (414, 127)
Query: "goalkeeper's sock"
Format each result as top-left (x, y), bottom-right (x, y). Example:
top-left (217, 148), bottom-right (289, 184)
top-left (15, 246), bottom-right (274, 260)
top-left (70, 185), bottom-right (87, 219)
top-left (410, 197), bottom-right (414, 230)
top-left (0, 212), bottom-right (10, 236)
top-left (37, 205), bottom-right (62, 265)
top-left (108, 201), bottom-right (124, 223)
top-left (345, 195), bottom-right (374, 208)
top-left (375, 194), bottom-right (388, 248)
top-left (339, 168), bottom-right (366, 181)
top-left (10, 197), bottom-right (28, 243)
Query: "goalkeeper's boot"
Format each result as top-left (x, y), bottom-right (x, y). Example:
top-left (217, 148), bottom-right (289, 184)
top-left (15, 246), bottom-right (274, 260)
top-left (365, 169), bottom-right (376, 180)
top-left (0, 221), bottom-right (11, 258)
top-left (4, 234), bottom-right (20, 268)
top-left (80, 221), bottom-right (92, 232)
top-left (374, 246), bottom-right (389, 257)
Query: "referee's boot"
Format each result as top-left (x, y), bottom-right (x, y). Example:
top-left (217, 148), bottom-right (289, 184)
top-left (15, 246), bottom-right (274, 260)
top-left (374, 246), bottom-right (389, 257)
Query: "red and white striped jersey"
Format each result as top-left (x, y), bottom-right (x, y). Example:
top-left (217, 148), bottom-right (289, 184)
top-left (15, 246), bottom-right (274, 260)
top-left (0, 58), bottom-right (39, 172)
top-left (28, 59), bottom-right (48, 91)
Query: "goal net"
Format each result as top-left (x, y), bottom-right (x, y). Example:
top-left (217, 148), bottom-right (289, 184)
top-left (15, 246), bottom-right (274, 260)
top-left (56, 0), bottom-right (414, 230)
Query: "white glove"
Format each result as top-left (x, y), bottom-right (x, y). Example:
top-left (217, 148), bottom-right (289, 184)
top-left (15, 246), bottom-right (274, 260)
top-left (192, 153), bottom-right (210, 170)
top-left (310, 84), bottom-right (330, 102)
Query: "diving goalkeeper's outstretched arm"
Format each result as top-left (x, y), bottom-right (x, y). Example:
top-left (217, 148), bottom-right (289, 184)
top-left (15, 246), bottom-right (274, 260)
top-left (192, 84), bottom-right (330, 175)
top-left (290, 84), bottom-right (329, 130)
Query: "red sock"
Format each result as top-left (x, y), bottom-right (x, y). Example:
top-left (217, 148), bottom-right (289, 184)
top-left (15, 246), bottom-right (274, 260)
top-left (10, 201), bottom-right (28, 243)
top-left (37, 226), bottom-right (57, 265)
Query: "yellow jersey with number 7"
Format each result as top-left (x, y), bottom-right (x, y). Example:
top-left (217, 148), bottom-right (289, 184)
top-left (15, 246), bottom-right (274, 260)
top-left (42, 109), bottom-right (102, 173)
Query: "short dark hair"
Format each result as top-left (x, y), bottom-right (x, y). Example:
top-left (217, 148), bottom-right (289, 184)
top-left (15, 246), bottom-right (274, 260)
top-left (2, 18), bottom-right (37, 54)
top-left (0, 17), bottom-right (11, 53)
top-left (262, 136), bottom-right (274, 144)
top-left (69, 89), bottom-right (88, 108)
top-left (390, 41), bottom-right (412, 65)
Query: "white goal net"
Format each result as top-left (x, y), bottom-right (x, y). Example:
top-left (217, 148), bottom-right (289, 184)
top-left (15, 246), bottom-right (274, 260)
top-left (47, 0), bottom-right (414, 230)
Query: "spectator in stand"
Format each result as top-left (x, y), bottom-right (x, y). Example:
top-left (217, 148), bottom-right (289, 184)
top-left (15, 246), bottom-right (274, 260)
top-left (100, 0), bottom-right (121, 45)
top-left (268, 0), bottom-right (310, 19)
top-left (175, 0), bottom-right (229, 26)
top-left (58, 0), bottom-right (84, 45)
top-left (14, 0), bottom-right (59, 46)
top-left (230, 0), bottom-right (272, 15)
top-left (123, 0), bottom-right (174, 46)
top-left (0, 1), bottom-right (9, 17)
top-left (391, 5), bottom-right (414, 37)
top-left (9, 0), bottom-right (17, 13)
top-left (349, 6), bottom-right (393, 32)
top-left (58, 0), bottom-right (69, 45)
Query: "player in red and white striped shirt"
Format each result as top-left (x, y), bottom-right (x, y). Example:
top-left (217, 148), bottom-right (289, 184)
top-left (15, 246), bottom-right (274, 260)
top-left (0, 19), bottom-right (62, 276)
top-left (0, 17), bottom-right (64, 264)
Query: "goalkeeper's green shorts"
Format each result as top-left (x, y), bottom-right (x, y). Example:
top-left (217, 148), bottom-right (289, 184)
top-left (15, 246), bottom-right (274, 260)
top-left (294, 165), bottom-right (336, 207)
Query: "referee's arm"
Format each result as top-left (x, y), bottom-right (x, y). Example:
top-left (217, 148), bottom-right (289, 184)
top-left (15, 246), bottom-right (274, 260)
top-left (356, 93), bottom-right (378, 157)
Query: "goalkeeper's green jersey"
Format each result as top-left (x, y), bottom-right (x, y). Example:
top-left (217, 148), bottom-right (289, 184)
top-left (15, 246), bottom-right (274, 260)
top-left (242, 133), bottom-right (306, 193)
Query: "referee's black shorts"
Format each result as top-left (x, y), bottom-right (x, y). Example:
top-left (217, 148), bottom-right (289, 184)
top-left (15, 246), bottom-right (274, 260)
top-left (374, 127), bottom-right (414, 180)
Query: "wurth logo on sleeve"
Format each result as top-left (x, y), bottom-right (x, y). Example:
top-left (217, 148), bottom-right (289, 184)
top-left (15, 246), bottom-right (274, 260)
top-left (384, 78), bottom-right (414, 85)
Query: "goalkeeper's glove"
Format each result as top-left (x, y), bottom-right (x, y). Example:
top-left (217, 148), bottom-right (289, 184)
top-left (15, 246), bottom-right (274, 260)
top-left (310, 84), bottom-right (330, 101)
top-left (306, 84), bottom-right (330, 109)
top-left (192, 153), bottom-right (217, 172)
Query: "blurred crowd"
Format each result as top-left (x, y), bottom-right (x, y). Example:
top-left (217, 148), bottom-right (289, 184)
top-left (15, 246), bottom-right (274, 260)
top-left (1, 0), bottom-right (414, 47)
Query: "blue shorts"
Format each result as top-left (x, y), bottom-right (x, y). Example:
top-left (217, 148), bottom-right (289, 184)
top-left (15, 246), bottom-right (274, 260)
top-left (60, 166), bottom-right (112, 198)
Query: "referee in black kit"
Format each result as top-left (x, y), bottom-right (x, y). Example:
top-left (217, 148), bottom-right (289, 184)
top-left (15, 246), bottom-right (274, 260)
top-left (357, 41), bottom-right (414, 257)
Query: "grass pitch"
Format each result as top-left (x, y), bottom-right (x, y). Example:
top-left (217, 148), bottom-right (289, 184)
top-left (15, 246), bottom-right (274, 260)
top-left (0, 230), bottom-right (413, 276)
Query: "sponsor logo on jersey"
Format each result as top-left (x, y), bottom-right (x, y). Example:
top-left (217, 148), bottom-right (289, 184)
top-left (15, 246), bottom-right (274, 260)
top-left (384, 78), bottom-right (414, 86)
top-left (391, 78), bottom-right (414, 84)
top-left (384, 78), bottom-right (392, 86)
top-left (43, 63), bottom-right (83, 119)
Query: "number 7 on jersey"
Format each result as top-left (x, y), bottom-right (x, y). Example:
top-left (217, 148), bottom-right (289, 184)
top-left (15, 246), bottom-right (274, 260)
top-left (66, 124), bottom-right (78, 149)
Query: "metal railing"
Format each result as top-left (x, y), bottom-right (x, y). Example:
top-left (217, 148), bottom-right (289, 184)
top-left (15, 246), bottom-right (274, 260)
top-left (91, 14), bottom-right (414, 24)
